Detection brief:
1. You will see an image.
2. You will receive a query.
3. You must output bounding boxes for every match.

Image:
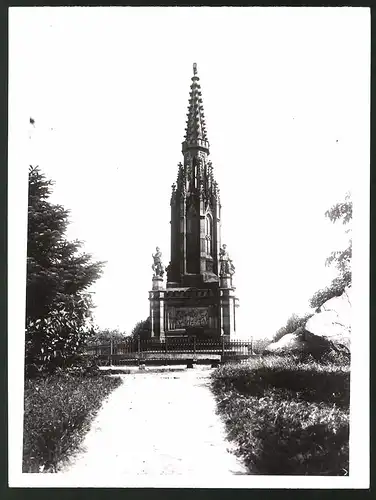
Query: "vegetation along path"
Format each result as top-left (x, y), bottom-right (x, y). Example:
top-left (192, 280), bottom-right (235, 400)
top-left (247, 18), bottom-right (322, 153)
top-left (59, 366), bottom-right (247, 477)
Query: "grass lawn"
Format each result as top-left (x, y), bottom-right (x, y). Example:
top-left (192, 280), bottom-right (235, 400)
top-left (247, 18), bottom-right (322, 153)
top-left (211, 354), bottom-right (350, 475)
top-left (23, 373), bottom-right (122, 472)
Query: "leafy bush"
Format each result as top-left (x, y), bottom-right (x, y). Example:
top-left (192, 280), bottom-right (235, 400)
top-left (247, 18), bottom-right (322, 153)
top-left (25, 350), bottom-right (102, 379)
top-left (86, 328), bottom-right (128, 345)
top-left (320, 343), bottom-right (351, 366)
top-left (252, 338), bottom-right (272, 354)
top-left (23, 373), bottom-right (122, 472)
top-left (211, 356), bottom-right (350, 475)
top-left (273, 313), bottom-right (313, 342)
top-left (310, 272), bottom-right (351, 310)
top-left (131, 317), bottom-right (151, 339)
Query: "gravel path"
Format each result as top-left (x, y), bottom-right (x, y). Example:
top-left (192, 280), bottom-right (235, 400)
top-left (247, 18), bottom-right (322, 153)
top-left (59, 366), bottom-right (247, 478)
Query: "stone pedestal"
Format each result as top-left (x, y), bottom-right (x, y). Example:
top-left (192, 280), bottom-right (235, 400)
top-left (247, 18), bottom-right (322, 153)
top-left (220, 274), bottom-right (232, 289)
top-left (220, 275), bottom-right (236, 337)
top-left (149, 276), bottom-right (166, 339)
top-left (152, 276), bottom-right (164, 290)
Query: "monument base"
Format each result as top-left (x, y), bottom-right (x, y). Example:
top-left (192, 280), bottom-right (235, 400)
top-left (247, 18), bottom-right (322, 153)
top-left (149, 271), bottom-right (237, 339)
top-left (220, 275), bottom-right (233, 289)
top-left (152, 276), bottom-right (164, 290)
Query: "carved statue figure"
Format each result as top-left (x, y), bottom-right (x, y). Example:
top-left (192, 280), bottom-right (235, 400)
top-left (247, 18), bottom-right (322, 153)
top-left (219, 243), bottom-right (228, 260)
top-left (219, 244), bottom-right (235, 276)
top-left (152, 246), bottom-right (165, 278)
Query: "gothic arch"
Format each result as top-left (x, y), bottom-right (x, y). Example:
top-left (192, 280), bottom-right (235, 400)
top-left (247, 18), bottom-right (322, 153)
top-left (186, 203), bottom-right (197, 234)
top-left (186, 202), bottom-right (199, 273)
top-left (205, 212), bottom-right (213, 256)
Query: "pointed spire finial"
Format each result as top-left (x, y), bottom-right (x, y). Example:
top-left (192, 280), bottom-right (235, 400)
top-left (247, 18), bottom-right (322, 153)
top-left (182, 63), bottom-right (209, 155)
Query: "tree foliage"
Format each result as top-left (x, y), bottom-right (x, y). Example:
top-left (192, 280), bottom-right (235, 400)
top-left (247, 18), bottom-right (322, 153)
top-left (273, 312), bottom-right (313, 342)
top-left (26, 166), bottom-right (105, 376)
top-left (310, 192), bottom-right (352, 310)
top-left (309, 271), bottom-right (351, 312)
top-left (131, 317), bottom-right (151, 340)
top-left (87, 328), bottom-right (127, 345)
top-left (324, 192), bottom-right (352, 275)
top-left (324, 192), bottom-right (352, 225)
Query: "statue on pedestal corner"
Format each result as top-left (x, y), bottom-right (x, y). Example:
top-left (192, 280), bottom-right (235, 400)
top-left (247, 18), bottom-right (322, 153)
top-left (219, 244), bottom-right (235, 277)
top-left (152, 246), bottom-right (165, 278)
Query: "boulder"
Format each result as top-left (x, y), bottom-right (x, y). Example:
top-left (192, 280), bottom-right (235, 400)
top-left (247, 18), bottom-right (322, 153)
top-left (305, 287), bottom-right (351, 348)
top-left (263, 327), bottom-right (333, 358)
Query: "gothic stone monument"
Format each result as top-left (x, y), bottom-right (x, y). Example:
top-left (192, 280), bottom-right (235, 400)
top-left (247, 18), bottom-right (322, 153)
top-left (149, 63), bottom-right (239, 340)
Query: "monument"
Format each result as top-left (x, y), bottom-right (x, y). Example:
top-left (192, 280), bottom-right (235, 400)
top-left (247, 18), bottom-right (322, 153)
top-left (149, 63), bottom-right (239, 340)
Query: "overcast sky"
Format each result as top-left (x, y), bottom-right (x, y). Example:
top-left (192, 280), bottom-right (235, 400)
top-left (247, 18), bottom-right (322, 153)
top-left (10, 7), bottom-right (369, 338)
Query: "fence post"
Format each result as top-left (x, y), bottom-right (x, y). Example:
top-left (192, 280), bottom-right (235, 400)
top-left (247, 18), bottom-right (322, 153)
top-left (137, 335), bottom-right (141, 366)
top-left (109, 338), bottom-right (113, 366)
top-left (222, 336), bottom-right (225, 357)
top-left (165, 336), bottom-right (168, 353)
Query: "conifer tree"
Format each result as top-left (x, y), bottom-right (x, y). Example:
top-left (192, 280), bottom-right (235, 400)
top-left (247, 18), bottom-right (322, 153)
top-left (26, 166), bottom-right (105, 374)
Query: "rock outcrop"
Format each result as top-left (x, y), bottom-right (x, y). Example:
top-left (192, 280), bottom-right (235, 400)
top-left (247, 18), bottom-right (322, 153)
top-left (305, 287), bottom-right (351, 348)
top-left (263, 287), bottom-right (351, 359)
top-left (263, 327), bottom-right (334, 359)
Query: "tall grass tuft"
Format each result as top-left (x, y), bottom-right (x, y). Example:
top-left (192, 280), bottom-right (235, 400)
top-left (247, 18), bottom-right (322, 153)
top-left (211, 355), bottom-right (350, 475)
top-left (23, 373), bottom-right (122, 473)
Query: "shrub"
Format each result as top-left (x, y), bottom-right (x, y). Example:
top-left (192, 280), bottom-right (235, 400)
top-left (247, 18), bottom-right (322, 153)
top-left (310, 272), bottom-right (351, 310)
top-left (252, 338), bottom-right (272, 354)
top-left (273, 313), bottom-right (313, 342)
top-left (320, 343), bottom-right (351, 366)
top-left (211, 356), bottom-right (350, 475)
top-left (87, 328), bottom-right (128, 345)
top-left (131, 317), bottom-right (151, 339)
top-left (23, 373), bottom-right (122, 472)
top-left (25, 352), bottom-right (102, 379)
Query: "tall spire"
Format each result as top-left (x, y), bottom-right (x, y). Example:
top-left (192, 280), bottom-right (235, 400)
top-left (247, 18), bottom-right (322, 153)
top-left (182, 63), bottom-right (210, 155)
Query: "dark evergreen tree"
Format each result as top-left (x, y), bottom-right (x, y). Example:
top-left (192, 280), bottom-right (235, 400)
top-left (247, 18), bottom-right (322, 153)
top-left (131, 317), bottom-right (151, 340)
top-left (26, 166), bottom-right (105, 375)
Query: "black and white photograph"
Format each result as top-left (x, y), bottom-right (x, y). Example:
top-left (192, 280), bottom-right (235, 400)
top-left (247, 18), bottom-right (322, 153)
top-left (8, 6), bottom-right (370, 489)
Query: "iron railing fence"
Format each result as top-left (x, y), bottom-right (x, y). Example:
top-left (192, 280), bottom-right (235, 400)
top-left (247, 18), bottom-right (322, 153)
top-left (84, 337), bottom-right (256, 359)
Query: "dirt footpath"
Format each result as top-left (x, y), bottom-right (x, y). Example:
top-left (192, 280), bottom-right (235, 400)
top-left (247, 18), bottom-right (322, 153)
top-left (59, 366), bottom-right (247, 478)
